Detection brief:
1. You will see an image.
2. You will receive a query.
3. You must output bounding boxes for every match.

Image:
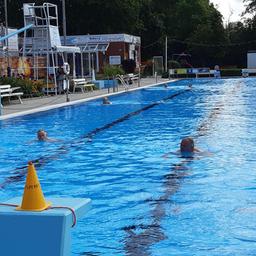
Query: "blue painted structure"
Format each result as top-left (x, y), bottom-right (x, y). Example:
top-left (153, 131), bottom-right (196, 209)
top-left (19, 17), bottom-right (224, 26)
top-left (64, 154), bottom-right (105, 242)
top-left (92, 80), bottom-right (105, 89)
top-left (103, 79), bottom-right (118, 88)
top-left (92, 79), bottom-right (118, 90)
top-left (92, 79), bottom-right (118, 89)
top-left (0, 197), bottom-right (91, 256)
top-left (0, 24), bottom-right (33, 43)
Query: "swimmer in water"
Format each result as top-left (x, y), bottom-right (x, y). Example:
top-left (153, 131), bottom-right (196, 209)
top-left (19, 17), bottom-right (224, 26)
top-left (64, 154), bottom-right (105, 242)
top-left (37, 129), bottom-right (59, 142)
top-left (163, 137), bottom-right (202, 159)
top-left (178, 137), bottom-right (200, 157)
top-left (102, 96), bottom-right (111, 105)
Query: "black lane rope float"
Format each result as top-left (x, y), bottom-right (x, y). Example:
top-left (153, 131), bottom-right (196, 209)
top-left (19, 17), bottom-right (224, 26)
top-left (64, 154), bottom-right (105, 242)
top-left (83, 89), bottom-right (191, 140)
top-left (0, 89), bottom-right (191, 189)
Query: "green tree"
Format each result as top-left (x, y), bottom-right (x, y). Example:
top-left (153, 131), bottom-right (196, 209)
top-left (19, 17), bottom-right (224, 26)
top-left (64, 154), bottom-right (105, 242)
top-left (221, 0), bottom-right (256, 67)
top-left (185, 0), bottom-right (227, 66)
top-left (66, 0), bottom-right (144, 35)
top-left (5, 0), bottom-right (246, 67)
top-left (244, 0), bottom-right (256, 14)
top-left (142, 0), bottom-right (227, 66)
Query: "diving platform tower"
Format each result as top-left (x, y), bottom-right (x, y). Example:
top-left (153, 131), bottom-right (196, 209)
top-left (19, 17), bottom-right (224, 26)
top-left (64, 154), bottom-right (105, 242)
top-left (22, 3), bottom-right (80, 94)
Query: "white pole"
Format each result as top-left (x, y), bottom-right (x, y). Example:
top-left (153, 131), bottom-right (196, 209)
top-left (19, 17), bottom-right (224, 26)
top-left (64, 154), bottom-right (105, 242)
top-left (165, 36), bottom-right (168, 72)
top-left (81, 53), bottom-right (84, 78)
top-left (88, 53), bottom-right (91, 77)
top-left (62, 0), bottom-right (67, 62)
top-left (73, 53), bottom-right (76, 78)
top-left (4, 0), bottom-right (9, 69)
top-left (92, 69), bottom-right (95, 81)
top-left (62, 0), bottom-right (67, 46)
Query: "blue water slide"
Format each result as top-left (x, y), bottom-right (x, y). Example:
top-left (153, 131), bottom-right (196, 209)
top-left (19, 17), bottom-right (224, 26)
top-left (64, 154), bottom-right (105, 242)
top-left (0, 24), bottom-right (33, 43)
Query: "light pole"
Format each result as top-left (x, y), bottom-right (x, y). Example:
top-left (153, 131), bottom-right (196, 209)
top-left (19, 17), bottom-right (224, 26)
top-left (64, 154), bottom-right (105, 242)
top-left (62, 0), bottom-right (67, 46)
top-left (61, 0), bottom-right (69, 101)
top-left (4, 0), bottom-right (9, 68)
top-left (165, 36), bottom-right (168, 72)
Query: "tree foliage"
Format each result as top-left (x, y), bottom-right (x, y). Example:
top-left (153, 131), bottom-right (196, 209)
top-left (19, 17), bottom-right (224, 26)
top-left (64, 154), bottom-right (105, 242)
top-left (244, 0), bottom-right (256, 14)
top-left (2, 0), bottom-right (256, 67)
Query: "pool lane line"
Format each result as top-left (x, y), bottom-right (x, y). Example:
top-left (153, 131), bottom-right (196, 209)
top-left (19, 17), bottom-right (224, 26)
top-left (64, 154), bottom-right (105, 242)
top-left (83, 89), bottom-right (191, 140)
top-left (0, 89), bottom-right (191, 190)
top-left (0, 146), bottom-right (69, 189)
top-left (122, 83), bottom-right (242, 256)
top-left (123, 159), bottom-right (194, 256)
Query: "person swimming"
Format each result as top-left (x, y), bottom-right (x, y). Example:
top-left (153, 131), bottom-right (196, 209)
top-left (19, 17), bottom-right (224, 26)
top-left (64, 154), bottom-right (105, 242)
top-left (180, 137), bottom-right (199, 153)
top-left (163, 137), bottom-right (201, 159)
top-left (179, 137), bottom-right (200, 158)
top-left (102, 96), bottom-right (111, 105)
top-left (37, 129), bottom-right (59, 142)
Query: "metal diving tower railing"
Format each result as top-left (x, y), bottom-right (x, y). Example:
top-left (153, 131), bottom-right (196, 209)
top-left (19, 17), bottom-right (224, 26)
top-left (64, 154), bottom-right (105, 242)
top-left (22, 2), bottom-right (80, 94)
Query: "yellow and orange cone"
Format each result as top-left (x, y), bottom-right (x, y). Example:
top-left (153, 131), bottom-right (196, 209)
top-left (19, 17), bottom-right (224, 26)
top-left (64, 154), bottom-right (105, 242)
top-left (16, 162), bottom-right (51, 211)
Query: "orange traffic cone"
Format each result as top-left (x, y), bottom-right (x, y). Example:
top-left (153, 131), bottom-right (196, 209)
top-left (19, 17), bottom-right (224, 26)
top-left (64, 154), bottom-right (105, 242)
top-left (16, 162), bottom-right (51, 211)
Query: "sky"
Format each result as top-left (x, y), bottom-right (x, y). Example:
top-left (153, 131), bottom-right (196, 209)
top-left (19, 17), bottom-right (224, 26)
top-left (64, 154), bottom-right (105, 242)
top-left (209, 0), bottom-right (248, 23)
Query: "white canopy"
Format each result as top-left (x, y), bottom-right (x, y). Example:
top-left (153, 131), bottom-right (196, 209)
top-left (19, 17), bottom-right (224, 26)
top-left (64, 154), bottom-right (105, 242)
top-left (79, 43), bottom-right (109, 53)
top-left (54, 45), bottom-right (81, 53)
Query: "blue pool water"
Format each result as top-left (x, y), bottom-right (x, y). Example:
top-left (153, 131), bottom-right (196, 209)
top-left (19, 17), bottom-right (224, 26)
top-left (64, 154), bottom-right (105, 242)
top-left (1, 78), bottom-right (256, 255)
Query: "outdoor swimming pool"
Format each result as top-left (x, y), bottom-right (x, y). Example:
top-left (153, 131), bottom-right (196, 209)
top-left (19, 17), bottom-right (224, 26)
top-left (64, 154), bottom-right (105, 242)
top-left (0, 78), bottom-right (256, 255)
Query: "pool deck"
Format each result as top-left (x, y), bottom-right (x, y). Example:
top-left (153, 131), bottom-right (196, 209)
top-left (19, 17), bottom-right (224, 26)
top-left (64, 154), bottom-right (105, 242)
top-left (0, 78), bottom-right (170, 120)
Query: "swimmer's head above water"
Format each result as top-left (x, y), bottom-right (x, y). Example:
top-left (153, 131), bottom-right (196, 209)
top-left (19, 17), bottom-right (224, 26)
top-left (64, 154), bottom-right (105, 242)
top-left (102, 96), bottom-right (111, 105)
top-left (37, 129), bottom-right (48, 141)
top-left (180, 137), bottom-right (195, 153)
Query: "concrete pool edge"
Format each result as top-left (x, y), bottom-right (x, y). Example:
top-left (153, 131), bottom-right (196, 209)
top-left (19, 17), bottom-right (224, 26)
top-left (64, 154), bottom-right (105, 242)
top-left (0, 80), bottom-right (176, 121)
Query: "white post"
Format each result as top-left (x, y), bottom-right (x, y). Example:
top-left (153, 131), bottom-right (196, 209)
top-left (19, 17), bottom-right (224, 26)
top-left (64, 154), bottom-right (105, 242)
top-left (72, 53), bottom-right (76, 78)
top-left (152, 58), bottom-right (155, 77)
top-left (80, 53), bottom-right (84, 78)
top-left (138, 65), bottom-right (141, 87)
top-left (91, 53), bottom-right (95, 80)
top-left (165, 36), bottom-right (168, 72)
top-left (88, 53), bottom-right (91, 77)
top-left (96, 51), bottom-right (99, 72)
top-left (62, 0), bottom-right (67, 46)
top-left (62, 0), bottom-right (67, 62)
top-left (92, 69), bottom-right (96, 81)
top-left (4, 0), bottom-right (9, 68)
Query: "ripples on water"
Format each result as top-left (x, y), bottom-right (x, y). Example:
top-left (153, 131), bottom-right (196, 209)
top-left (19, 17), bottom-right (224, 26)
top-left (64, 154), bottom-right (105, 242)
top-left (0, 79), bottom-right (256, 255)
